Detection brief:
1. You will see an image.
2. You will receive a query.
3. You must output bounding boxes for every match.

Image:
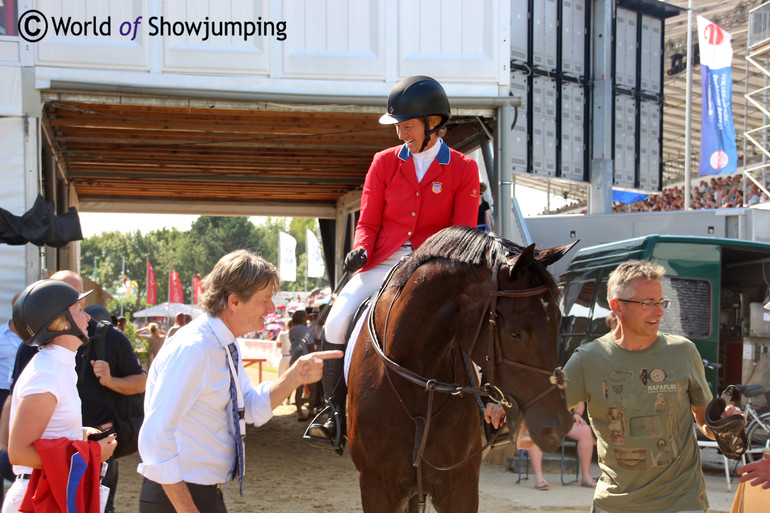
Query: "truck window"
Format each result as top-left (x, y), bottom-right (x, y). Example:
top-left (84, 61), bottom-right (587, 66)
top-left (561, 281), bottom-right (593, 335)
top-left (589, 280), bottom-right (613, 337)
top-left (659, 277), bottom-right (712, 340)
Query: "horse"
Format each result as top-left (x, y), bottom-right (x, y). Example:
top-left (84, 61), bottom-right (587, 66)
top-left (347, 225), bottom-right (575, 512)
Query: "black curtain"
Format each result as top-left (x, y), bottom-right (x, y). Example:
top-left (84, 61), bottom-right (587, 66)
top-left (0, 194), bottom-right (82, 247)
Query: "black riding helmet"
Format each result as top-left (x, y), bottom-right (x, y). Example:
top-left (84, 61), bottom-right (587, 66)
top-left (379, 76), bottom-right (451, 153)
top-left (13, 279), bottom-right (93, 347)
top-left (84, 304), bottom-right (112, 324)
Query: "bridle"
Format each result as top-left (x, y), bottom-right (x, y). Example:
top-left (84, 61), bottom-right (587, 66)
top-left (465, 263), bottom-right (567, 410)
top-left (365, 259), bottom-right (566, 511)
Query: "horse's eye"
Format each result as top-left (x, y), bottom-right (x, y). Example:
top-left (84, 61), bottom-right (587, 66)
top-left (509, 330), bottom-right (521, 339)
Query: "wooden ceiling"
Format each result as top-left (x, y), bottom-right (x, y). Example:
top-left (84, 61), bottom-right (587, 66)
top-left (42, 98), bottom-right (488, 218)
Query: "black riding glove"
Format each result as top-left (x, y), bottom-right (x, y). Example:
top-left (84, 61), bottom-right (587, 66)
top-left (344, 247), bottom-right (368, 273)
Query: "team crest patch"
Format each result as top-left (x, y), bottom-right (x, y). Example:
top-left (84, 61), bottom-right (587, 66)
top-left (432, 182), bottom-right (443, 194)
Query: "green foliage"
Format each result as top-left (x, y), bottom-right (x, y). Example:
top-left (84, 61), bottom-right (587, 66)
top-left (81, 216), bottom-right (328, 314)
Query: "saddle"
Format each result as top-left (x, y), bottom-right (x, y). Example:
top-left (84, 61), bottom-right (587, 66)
top-left (704, 385), bottom-right (748, 460)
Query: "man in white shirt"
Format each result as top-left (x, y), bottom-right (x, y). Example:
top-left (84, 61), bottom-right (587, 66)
top-left (137, 250), bottom-right (342, 513)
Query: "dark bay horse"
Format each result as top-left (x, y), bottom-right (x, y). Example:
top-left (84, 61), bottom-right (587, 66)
top-left (347, 226), bottom-right (575, 512)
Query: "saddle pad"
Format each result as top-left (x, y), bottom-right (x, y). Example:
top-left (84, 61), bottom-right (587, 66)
top-left (344, 303), bottom-right (372, 384)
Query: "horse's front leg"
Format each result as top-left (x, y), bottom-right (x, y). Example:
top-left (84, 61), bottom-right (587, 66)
top-left (359, 471), bottom-right (411, 513)
top-left (428, 467), bottom-right (480, 513)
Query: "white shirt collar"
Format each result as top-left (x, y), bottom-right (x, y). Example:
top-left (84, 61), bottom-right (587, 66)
top-left (40, 342), bottom-right (78, 360)
top-left (206, 314), bottom-right (237, 348)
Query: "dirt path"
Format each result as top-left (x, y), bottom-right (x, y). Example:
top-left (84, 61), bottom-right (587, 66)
top-left (112, 405), bottom-right (558, 512)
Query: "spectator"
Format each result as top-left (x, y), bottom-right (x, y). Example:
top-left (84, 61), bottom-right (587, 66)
top-left (0, 292), bottom-right (22, 504)
top-left (517, 402), bottom-right (596, 490)
top-left (164, 313), bottom-right (186, 342)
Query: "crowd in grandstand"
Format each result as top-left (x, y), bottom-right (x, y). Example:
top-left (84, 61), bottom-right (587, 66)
top-left (546, 174), bottom-right (768, 215)
top-left (615, 174), bottom-right (768, 213)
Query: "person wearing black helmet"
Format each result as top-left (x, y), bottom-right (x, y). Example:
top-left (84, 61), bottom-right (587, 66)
top-left (306, 76), bottom-right (480, 452)
top-left (2, 279), bottom-right (117, 513)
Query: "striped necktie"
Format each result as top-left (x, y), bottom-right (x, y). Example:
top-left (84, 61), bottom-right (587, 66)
top-left (227, 342), bottom-right (245, 494)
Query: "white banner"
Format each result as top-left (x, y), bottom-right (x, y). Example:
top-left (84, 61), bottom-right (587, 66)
top-left (306, 228), bottom-right (325, 278)
top-left (278, 231), bottom-right (297, 282)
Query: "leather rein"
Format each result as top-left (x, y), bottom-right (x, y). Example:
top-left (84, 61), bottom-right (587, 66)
top-left (365, 261), bottom-right (566, 510)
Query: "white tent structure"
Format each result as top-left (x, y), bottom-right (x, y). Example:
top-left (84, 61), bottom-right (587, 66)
top-left (133, 302), bottom-right (201, 319)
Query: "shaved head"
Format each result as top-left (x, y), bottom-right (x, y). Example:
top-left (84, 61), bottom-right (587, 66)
top-left (50, 270), bottom-right (85, 294)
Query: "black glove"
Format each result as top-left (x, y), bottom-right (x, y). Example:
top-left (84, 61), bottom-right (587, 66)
top-left (344, 247), bottom-right (368, 273)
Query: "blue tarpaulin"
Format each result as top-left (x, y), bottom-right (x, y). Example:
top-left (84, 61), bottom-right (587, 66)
top-left (612, 190), bottom-right (649, 204)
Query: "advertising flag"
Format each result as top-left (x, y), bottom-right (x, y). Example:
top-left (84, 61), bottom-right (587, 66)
top-left (146, 260), bottom-right (157, 305)
top-left (279, 231), bottom-right (297, 282)
top-left (169, 270), bottom-right (184, 303)
top-left (192, 273), bottom-right (202, 304)
top-left (306, 228), bottom-right (325, 278)
top-left (697, 15), bottom-right (737, 175)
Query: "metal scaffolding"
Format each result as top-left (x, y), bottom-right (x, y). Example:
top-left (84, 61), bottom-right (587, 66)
top-left (744, 2), bottom-right (770, 198)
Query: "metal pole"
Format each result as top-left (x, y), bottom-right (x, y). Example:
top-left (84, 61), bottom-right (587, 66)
top-left (684, 0), bottom-right (694, 210)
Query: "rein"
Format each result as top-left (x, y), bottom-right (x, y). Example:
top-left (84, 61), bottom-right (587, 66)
top-left (365, 260), bottom-right (564, 511)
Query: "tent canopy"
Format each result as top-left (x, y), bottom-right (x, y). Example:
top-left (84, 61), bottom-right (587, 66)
top-left (133, 302), bottom-right (201, 318)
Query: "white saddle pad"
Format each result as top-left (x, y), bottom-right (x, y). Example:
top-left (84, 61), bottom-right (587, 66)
top-left (343, 303), bottom-right (372, 384)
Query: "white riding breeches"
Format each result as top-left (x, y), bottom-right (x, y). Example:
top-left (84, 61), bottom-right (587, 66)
top-left (324, 245), bottom-right (412, 346)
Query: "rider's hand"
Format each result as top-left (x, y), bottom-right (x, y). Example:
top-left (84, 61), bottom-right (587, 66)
top-left (344, 247), bottom-right (368, 273)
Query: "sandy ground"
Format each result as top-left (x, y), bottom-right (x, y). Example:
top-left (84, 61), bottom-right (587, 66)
top-left (111, 404), bottom-right (738, 512)
top-left (112, 405), bottom-right (535, 513)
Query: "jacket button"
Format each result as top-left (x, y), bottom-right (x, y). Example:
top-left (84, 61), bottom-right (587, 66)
top-left (416, 192), bottom-right (420, 197)
top-left (408, 231), bottom-right (412, 236)
top-left (411, 212), bottom-right (416, 216)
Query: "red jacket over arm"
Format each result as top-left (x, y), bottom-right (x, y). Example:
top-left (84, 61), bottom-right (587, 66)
top-left (354, 141), bottom-right (479, 272)
top-left (20, 438), bottom-right (102, 513)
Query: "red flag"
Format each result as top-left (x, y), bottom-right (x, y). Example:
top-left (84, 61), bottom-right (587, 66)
top-left (146, 260), bottom-right (157, 305)
top-left (169, 270), bottom-right (184, 303)
top-left (192, 273), bottom-right (202, 304)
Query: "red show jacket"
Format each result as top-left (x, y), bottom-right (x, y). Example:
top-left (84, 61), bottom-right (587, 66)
top-left (20, 438), bottom-right (102, 513)
top-left (354, 141), bottom-right (480, 272)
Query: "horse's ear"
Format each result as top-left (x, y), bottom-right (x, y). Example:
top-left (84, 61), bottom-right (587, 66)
top-left (535, 240), bottom-right (580, 269)
top-left (511, 243), bottom-right (536, 272)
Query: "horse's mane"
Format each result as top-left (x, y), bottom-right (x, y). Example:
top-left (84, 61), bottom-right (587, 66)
top-left (389, 226), bottom-right (558, 302)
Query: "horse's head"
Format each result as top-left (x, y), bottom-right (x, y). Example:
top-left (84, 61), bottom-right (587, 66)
top-left (478, 241), bottom-right (577, 453)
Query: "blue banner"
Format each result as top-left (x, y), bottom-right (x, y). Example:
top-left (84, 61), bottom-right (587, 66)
top-left (698, 16), bottom-right (737, 175)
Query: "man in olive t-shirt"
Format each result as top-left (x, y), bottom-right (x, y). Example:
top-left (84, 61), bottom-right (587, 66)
top-left (563, 260), bottom-right (739, 513)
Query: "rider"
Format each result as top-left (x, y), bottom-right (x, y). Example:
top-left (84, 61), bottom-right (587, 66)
top-left (305, 75), bottom-right (480, 452)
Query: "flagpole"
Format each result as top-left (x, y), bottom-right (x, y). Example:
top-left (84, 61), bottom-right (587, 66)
top-left (168, 260), bottom-right (172, 320)
top-left (684, 0), bottom-right (693, 210)
top-left (121, 256), bottom-right (125, 316)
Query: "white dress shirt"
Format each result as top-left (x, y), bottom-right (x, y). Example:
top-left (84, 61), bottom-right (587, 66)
top-left (137, 314), bottom-right (273, 485)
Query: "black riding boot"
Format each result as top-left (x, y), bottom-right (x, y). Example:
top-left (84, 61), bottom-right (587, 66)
top-left (304, 341), bottom-right (347, 455)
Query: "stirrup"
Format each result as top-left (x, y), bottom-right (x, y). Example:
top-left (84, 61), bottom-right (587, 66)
top-left (303, 404), bottom-right (346, 456)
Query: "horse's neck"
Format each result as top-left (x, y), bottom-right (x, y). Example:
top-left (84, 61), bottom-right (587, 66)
top-left (383, 268), bottom-right (489, 378)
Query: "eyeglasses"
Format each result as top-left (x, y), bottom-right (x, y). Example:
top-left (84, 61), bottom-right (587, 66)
top-left (616, 298), bottom-right (670, 309)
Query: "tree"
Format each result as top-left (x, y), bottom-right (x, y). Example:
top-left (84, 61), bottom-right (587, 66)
top-left (80, 216), bottom-right (329, 316)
